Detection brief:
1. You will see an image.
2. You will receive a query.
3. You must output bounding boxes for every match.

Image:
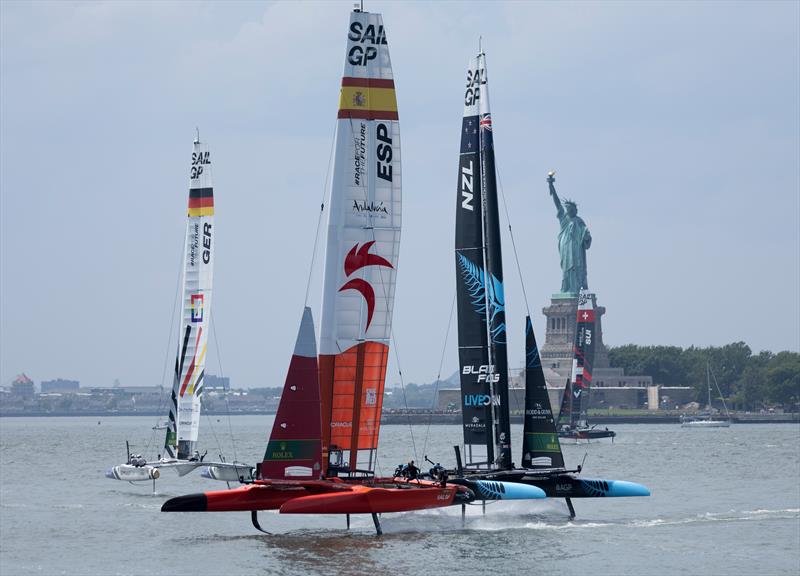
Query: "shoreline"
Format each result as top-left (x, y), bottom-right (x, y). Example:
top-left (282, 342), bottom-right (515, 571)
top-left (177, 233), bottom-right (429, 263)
top-left (1, 411), bottom-right (797, 424)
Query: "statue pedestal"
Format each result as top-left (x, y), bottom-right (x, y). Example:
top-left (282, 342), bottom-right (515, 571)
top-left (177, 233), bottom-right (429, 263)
top-left (539, 292), bottom-right (609, 381)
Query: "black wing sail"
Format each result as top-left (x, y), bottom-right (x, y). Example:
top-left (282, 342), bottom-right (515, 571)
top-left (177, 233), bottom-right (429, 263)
top-left (522, 317), bottom-right (565, 469)
top-left (456, 55), bottom-right (493, 467)
top-left (477, 55), bottom-right (512, 469)
top-left (556, 378), bottom-right (570, 429)
top-left (455, 53), bottom-right (512, 469)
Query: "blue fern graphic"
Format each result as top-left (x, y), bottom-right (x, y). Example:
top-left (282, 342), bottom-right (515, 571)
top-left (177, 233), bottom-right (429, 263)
top-left (526, 320), bottom-right (542, 368)
top-left (475, 480), bottom-right (506, 500)
top-left (458, 253), bottom-right (506, 343)
top-left (580, 479), bottom-right (610, 497)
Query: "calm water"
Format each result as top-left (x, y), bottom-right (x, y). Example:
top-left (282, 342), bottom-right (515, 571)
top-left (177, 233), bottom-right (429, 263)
top-left (1, 416), bottom-right (798, 576)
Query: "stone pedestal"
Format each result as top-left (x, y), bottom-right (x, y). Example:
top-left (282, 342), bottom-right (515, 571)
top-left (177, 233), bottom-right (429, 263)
top-left (539, 292), bottom-right (609, 381)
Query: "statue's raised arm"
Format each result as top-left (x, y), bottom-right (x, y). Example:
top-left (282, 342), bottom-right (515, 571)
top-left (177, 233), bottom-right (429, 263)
top-left (546, 171), bottom-right (591, 294)
top-left (547, 171), bottom-right (564, 218)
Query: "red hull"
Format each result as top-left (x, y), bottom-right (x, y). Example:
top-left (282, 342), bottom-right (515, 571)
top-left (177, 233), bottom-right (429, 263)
top-left (162, 478), bottom-right (459, 514)
top-left (279, 484), bottom-right (456, 514)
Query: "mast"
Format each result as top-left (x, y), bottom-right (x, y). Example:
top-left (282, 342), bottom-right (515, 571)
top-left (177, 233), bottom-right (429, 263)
top-left (318, 9), bottom-right (401, 474)
top-left (165, 136), bottom-right (214, 460)
top-left (455, 51), bottom-right (510, 469)
top-left (477, 52), bottom-right (511, 467)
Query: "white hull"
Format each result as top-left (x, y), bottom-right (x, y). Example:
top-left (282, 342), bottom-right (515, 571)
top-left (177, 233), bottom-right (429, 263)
top-left (200, 463), bottom-right (254, 482)
top-left (681, 419), bottom-right (731, 428)
top-left (106, 464), bottom-right (160, 482)
top-left (106, 459), bottom-right (206, 481)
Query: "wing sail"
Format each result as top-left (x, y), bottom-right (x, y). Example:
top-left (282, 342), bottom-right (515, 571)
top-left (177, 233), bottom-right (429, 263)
top-left (569, 289), bottom-right (596, 428)
top-left (319, 10), bottom-right (401, 474)
top-left (522, 316), bottom-right (564, 469)
top-left (455, 53), bottom-right (511, 468)
top-left (165, 137), bottom-right (214, 460)
top-left (260, 307), bottom-right (323, 480)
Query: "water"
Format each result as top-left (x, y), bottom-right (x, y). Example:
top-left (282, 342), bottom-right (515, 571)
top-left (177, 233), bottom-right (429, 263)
top-left (1, 416), bottom-right (798, 575)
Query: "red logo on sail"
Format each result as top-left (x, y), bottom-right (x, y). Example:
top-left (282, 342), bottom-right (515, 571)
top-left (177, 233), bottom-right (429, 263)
top-left (339, 241), bottom-right (393, 330)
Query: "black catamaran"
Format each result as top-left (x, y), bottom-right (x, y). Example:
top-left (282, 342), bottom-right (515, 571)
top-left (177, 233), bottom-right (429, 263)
top-left (556, 289), bottom-right (617, 442)
top-left (450, 49), bottom-right (648, 516)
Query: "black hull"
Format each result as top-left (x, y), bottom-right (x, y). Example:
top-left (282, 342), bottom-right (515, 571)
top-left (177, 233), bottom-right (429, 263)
top-left (558, 428), bottom-right (616, 441)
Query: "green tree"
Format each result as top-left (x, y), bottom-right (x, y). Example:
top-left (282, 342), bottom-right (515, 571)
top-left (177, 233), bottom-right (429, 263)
top-left (766, 352), bottom-right (800, 407)
top-left (734, 351), bottom-right (771, 411)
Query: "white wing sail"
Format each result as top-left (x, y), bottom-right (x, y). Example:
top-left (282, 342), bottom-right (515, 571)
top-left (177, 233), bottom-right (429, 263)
top-left (319, 10), bottom-right (401, 473)
top-left (165, 137), bottom-right (215, 460)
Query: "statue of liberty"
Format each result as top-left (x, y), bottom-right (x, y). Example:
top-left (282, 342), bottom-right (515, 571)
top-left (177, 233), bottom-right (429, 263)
top-left (547, 172), bottom-right (591, 294)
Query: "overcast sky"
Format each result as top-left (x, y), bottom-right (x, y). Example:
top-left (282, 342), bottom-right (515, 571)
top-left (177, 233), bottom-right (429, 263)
top-left (1, 1), bottom-right (798, 390)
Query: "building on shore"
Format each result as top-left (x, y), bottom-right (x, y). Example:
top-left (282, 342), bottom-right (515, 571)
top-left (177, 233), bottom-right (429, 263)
top-left (40, 379), bottom-right (80, 394)
top-left (11, 374), bottom-right (35, 398)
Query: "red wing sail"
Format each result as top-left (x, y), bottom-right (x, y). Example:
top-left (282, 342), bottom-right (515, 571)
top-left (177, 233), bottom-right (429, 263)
top-left (260, 307), bottom-right (322, 480)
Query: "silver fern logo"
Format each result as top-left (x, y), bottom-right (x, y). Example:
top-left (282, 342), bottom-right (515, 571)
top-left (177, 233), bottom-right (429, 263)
top-left (457, 253), bottom-right (506, 343)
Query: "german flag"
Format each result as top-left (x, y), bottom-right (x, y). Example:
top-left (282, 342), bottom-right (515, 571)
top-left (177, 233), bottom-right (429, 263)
top-left (338, 77), bottom-right (398, 121)
top-left (188, 187), bottom-right (214, 217)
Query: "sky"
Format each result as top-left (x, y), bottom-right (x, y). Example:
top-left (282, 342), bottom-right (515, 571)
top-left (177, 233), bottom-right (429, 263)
top-left (1, 1), bottom-right (798, 390)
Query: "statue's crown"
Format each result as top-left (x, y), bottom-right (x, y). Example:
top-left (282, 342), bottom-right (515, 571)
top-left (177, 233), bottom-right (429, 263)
top-left (564, 198), bottom-right (577, 209)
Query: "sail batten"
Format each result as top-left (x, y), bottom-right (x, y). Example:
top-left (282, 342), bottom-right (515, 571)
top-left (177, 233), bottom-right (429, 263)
top-left (165, 138), bottom-right (214, 460)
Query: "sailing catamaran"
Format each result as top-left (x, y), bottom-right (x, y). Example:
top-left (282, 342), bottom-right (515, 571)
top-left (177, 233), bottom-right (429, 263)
top-left (107, 135), bottom-right (250, 485)
top-left (448, 49), bottom-right (648, 516)
top-left (681, 363), bottom-right (731, 427)
top-left (162, 9), bottom-right (546, 535)
top-left (556, 289), bottom-right (616, 442)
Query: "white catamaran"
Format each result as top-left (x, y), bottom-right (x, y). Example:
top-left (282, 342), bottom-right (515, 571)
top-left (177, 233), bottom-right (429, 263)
top-left (107, 134), bottom-right (251, 485)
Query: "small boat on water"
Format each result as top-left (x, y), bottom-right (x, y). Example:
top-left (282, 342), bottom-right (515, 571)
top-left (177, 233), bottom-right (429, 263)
top-left (556, 289), bottom-right (616, 442)
top-left (681, 363), bottom-right (731, 428)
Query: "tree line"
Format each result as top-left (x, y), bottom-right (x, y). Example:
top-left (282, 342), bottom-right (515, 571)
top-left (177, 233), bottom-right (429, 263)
top-left (608, 342), bottom-right (800, 410)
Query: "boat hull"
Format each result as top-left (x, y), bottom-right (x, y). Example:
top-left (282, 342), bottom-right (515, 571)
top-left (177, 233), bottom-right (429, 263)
top-left (106, 464), bottom-right (160, 482)
top-left (468, 470), bottom-right (650, 498)
top-left (279, 484), bottom-right (456, 514)
top-left (162, 483), bottom-right (314, 512)
top-left (201, 463), bottom-right (255, 482)
top-left (681, 420), bottom-right (730, 428)
top-left (558, 428), bottom-right (616, 441)
top-left (447, 478), bottom-right (546, 500)
top-left (162, 478), bottom-right (461, 514)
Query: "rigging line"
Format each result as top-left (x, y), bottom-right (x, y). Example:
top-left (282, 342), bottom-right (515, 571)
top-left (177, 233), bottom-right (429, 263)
top-left (304, 120), bottom-right (338, 307)
top-left (210, 307), bottom-right (237, 462)
top-left (144, 234), bottom-right (185, 458)
top-left (390, 327), bottom-right (419, 466)
top-left (421, 290), bottom-right (457, 460)
top-left (495, 161), bottom-right (532, 319)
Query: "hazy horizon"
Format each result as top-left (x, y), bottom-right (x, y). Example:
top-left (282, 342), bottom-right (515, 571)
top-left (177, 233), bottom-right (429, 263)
top-left (2, 1), bottom-right (798, 389)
